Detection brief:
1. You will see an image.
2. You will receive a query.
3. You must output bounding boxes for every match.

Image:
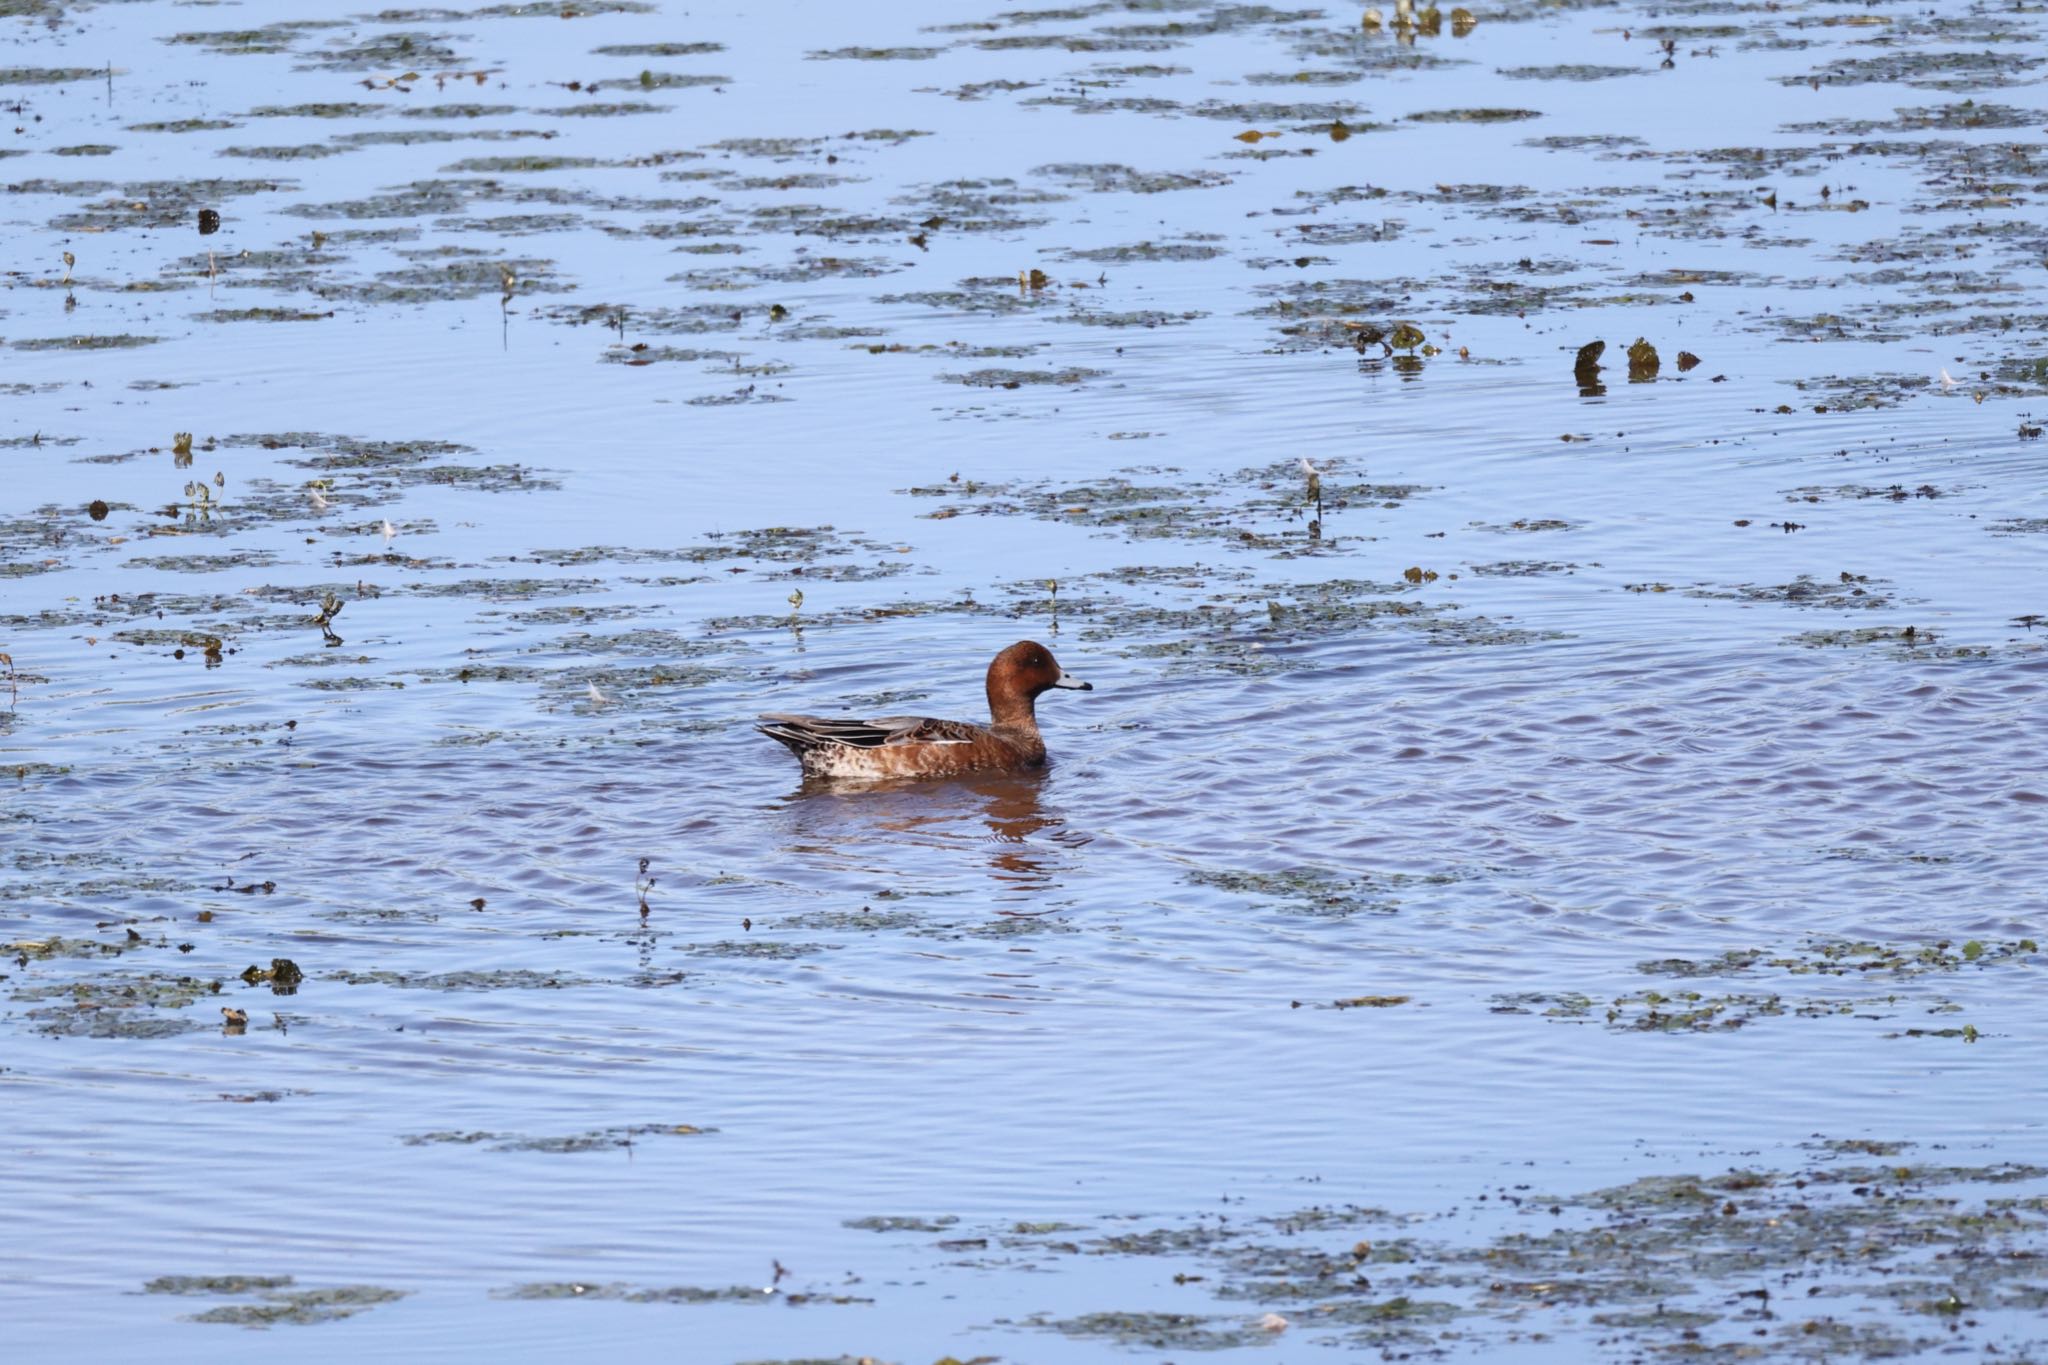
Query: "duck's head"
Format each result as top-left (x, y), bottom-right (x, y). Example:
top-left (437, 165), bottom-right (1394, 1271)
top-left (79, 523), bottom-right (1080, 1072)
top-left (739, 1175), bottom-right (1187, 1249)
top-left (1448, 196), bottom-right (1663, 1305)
top-left (988, 639), bottom-right (1091, 717)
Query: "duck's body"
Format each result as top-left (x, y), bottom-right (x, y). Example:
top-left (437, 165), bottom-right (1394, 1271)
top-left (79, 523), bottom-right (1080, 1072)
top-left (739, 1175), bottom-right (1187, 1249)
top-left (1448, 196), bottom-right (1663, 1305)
top-left (758, 640), bottom-right (1091, 780)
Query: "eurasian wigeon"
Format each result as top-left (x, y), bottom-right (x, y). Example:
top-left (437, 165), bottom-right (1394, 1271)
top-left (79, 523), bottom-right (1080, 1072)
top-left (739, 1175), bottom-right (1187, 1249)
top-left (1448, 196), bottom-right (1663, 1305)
top-left (758, 640), bottom-right (1092, 779)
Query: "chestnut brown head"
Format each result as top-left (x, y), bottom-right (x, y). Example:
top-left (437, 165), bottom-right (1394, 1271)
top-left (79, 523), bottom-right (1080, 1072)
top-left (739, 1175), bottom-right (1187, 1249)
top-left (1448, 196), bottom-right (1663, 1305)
top-left (986, 640), bottom-right (1090, 723)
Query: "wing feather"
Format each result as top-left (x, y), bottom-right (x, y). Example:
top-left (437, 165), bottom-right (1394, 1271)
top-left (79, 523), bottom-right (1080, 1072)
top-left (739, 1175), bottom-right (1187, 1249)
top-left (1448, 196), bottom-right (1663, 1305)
top-left (756, 713), bottom-right (988, 751)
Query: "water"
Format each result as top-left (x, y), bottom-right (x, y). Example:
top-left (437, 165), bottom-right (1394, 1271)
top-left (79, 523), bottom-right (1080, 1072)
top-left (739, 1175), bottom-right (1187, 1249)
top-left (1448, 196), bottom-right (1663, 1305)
top-left (3, 0), bottom-right (2046, 1358)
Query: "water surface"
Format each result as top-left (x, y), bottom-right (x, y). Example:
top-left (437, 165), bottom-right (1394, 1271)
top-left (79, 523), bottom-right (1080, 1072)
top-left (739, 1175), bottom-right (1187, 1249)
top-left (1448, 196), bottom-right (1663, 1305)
top-left (3, 0), bottom-right (2046, 1359)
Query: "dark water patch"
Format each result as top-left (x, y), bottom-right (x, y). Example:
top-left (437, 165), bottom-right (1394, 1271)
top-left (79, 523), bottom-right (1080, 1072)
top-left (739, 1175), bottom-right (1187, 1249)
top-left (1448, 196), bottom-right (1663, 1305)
top-left (125, 551), bottom-right (281, 572)
top-left (1242, 68), bottom-right (1361, 86)
top-left (1626, 571), bottom-right (1893, 612)
top-left (1026, 1310), bottom-right (1275, 1350)
top-left (400, 103), bottom-right (520, 121)
top-left (541, 101), bottom-right (667, 118)
top-left (1057, 239), bottom-right (1227, 263)
top-left (1784, 101), bottom-right (2048, 136)
top-left (972, 33), bottom-right (1177, 53)
top-left (1012, 1159), bottom-right (2048, 1355)
top-left (591, 42), bottom-right (725, 56)
top-left (43, 177), bottom-right (292, 233)
top-left (778, 908), bottom-right (925, 933)
top-left (127, 118), bottom-right (242, 133)
top-left (1786, 625), bottom-right (2005, 661)
top-left (1524, 132), bottom-right (1645, 151)
top-left (1101, 6), bottom-right (1322, 40)
top-left (146, 1276), bottom-right (296, 1296)
top-left (1090, 61), bottom-right (1190, 79)
top-left (1468, 517), bottom-right (1581, 534)
top-left (726, 172), bottom-right (863, 192)
top-left (329, 968), bottom-right (585, 989)
top-left (446, 0), bottom-right (653, 15)
top-left (684, 939), bottom-right (830, 959)
top-left (442, 211), bottom-right (584, 235)
top-left (404, 1123), bottom-right (709, 1152)
top-left (1249, 278), bottom-right (1413, 350)
top-left (442, 154), bottom-right (605, 173)
top-left (194, 307), bottom-right (335, 323)
top-left (341, 128), bottom-right (556, 150)
top-left (1499, 64), bottom-right (1647, 81)
top-left (245, 102), bottom-right (387, 119)
top-left (679, 254), bottom-right (902, 288)
top-left (895, 176), bottom-right (1065, 233)
top-left (1045, 307), bottom-right (1203, 328)
top-left (1639, 937), bottom-right (2040, 981)
top-left (300, 31), bottom-right (464, 73)
top-left (11, 334), bottom-right (159, 350)
top-left (162, 23), bottom-right (344, 56)
top-left (942, 76), bottom-right (1042, 100)
top-left (938, 366), bottom-right (1106, 388)
top-left (1035, 161), bottom-right (1231, 193)
top-left (906, 462), bottom-right (1422, 555)
top-left (1467, 559), bottom-right (1582, 577)
top-left (1188, 867), bottom-right (1404, 918)
top-left (601, 343), bottom-right (740, 365)
top-left (12, 972), bottom-right (223, 1039)
top-left (498, 1280), bottom-right (863, 1305)
top-left (1783, 50), bottom-right (2044, 92)
top-left (1494, 987), bottom-right (1964, 1034)
top-left (187, 1285), bottom-right (407, 1327)
top-left (1407, 107), bottom-right (1541, 123)
top-left (0, 66), bottom-right (113, 84)
top-left (809, 46), bottom-right (944, 60)
top-left (845, 1213), bottom-right (957, 1232)
top-left (541, 300), bottom-right (744, 335)
top-left (1781, 482), bottom-right (1954, 504)
top-left (594, 71), bottom-right (728, 91)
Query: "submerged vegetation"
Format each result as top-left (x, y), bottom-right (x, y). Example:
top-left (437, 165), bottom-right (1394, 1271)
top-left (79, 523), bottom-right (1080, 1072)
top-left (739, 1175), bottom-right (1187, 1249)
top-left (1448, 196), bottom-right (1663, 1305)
top-left (4, 0), bottom-right (2047, 1359)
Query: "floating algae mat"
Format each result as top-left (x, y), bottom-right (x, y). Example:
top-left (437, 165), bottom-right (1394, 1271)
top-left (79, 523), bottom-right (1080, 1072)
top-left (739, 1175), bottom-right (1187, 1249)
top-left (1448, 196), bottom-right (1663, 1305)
top-left (2, 0), bottom-right (2046, 1360)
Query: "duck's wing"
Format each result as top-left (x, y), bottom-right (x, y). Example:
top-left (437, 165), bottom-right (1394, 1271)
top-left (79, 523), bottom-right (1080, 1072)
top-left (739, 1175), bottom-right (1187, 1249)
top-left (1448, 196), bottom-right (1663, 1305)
top-left (865, 716), bottom-right (985, 746)
top-left (756, 713), bottom-right (983, 752)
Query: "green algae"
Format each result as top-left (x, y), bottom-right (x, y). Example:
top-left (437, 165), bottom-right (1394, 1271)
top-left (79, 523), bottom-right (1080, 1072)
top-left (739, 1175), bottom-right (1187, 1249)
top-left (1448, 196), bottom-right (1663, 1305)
top-left (0, 66), bottom-right (112, 83)
top-left (1188, 867), bottom-right (1401, 918)
top-left (683, 940), bottom-right (829, 959)
top-left (999, 1156), bottom-right (2048, 1355)
top-left (1035, 162), bottom-right (1230, 193)
top-left (598, 71), bottom-right (728, 91)
top-left (187, 1285), bottom-right (407, 1327)
top-left (1407, 107), bottom-right (1541, 123)
top-left (404, 1123), bottom-right (709, 1151)
top-left (129, 118), bottom-right (241, 133)
top-left (12, 334), bottom-right (159, 351)
top-left (541, 101), bottom-right (667, 118)
top-left (809, 46), bottom-right (943, 60)
top-left (147, 1275), bottom-right (295, 1295)
top-left (496, 1281), bottom-right (866, 1306)
top-left (1058, 240), bottom-right (1227, 263)
top-left (329, 968), bottom-right (583, 990)
top-left (1499, 65), bottom-right (1645, 81)
top-left (845, 1214), bottom-right (958, 1232)
top-left (591, 42), bottom-right (724, 56)
top-left (939, 366), bottom-right (1106, 388)
top-left (12, 972), bottom-right (223, 1038)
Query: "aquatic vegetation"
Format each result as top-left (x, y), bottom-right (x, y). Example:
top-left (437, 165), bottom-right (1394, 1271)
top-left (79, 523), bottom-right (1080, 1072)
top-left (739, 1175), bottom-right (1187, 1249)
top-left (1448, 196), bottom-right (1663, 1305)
top-left (7, 0), bottom-right (2048, 1357)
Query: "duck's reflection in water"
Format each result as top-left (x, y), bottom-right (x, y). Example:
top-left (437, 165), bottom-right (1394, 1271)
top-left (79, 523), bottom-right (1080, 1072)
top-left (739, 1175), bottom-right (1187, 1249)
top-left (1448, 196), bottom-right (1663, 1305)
top-left (778, 769), bottom-right (1084, 899)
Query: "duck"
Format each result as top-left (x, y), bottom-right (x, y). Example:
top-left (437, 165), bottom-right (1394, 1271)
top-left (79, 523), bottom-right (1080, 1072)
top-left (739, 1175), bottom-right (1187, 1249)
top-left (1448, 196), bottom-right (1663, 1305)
top-left (758, 640), bottom-right (1092, 779)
